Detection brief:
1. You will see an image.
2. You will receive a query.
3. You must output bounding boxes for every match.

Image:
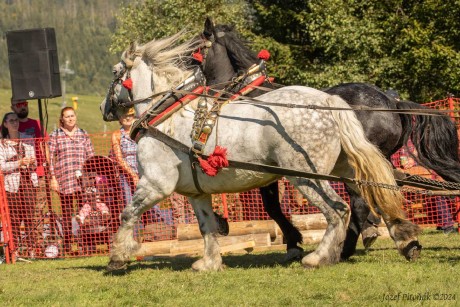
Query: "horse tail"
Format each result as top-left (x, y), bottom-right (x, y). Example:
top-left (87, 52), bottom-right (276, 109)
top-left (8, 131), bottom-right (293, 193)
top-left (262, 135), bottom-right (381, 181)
top-left (397, 100), bottom-right (460, 183)
top-left (327, 95), bottom-right (406, 221)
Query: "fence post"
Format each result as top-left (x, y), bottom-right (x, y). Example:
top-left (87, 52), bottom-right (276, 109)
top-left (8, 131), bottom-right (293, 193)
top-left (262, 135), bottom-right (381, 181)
top-left (221, 193), bottom-right (229, 219)
top-left (0, 172), bottom-right (15, 264)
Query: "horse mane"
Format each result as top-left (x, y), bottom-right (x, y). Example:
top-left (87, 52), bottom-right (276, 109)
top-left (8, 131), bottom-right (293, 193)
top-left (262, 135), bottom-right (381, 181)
top-left (121, 31), bottom-right (199, 88)
top-left (214, 24), bottom-right (259, 70)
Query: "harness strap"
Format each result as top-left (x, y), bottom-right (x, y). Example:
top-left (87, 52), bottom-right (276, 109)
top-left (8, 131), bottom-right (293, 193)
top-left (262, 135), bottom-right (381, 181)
top-left (189, 153), bottom-right (206, 194)
top-left (146, 126), bottom-right (459, 195)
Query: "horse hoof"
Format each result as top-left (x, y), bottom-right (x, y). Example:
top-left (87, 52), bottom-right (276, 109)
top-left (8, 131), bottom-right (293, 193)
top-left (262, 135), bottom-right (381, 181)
top-left (282, 247), bottom-right (303, 263)
top-left (362, 233), bottom-right (379, 250)
top-left (106, 260), bottom-right (128, 272)
top-left (402, 241), bottom-right (422, 261)
top-left (192, 258), bottom-right (224, 272)
top-left (301, 253), bottom-right (322, 269)
top-left (362, 226), bottom-right (380, 250)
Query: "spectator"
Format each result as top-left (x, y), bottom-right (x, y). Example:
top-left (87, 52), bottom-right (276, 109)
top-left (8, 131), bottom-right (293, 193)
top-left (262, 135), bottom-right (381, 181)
top-left (0, 112), bottom-right (38, 257)
top-left (76, 175), bottom-right (110, 225)
top-left (48, 107), bottom-right (94, 254)
top-left (111, 107), bottom-right (138, 206)
top-left (400, 143), bottom-right (455, 234)
top-left (10, 99), bottom-right (48, 247)
top-left (434, 196), bottom-right (455, 234)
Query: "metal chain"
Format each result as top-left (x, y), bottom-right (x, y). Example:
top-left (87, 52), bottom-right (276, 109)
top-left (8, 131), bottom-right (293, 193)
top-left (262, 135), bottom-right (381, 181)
top-left (403, 175), bottom-right (460, 190)
top-left (355, 179), bottom-right (458, 196)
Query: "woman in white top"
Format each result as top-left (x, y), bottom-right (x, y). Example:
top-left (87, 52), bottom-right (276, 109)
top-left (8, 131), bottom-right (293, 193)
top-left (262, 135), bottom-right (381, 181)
top-left (0, 112), bottom-right (37, 256)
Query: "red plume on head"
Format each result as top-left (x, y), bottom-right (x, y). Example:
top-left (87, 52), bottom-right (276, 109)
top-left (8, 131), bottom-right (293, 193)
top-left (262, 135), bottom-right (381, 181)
top-left (193, 52), bottom-right (204, 63)
top-left (257, 49), bottom-right (270, 61)
top-left (122, 78), bottom-right (133, 90)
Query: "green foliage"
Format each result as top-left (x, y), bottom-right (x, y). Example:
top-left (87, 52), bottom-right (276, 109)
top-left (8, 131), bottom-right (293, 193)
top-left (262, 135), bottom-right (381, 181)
top-left (251, 0), bottom-right (460, 101)
top-left (1, 0), bottom-right (459, 102)
top-left (0, 0), bottom-right (122, 96)
top-left (0, 88), bottom-right (119, 134)
top-left (110, 0), bottom-right (253, 53)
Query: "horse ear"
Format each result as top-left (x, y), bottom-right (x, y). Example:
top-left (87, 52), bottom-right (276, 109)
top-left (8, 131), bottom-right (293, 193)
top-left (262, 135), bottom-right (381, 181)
top-left (204, 17), bottom-right (214, 37)
top-left (128, 41), bottom-right (137, 54)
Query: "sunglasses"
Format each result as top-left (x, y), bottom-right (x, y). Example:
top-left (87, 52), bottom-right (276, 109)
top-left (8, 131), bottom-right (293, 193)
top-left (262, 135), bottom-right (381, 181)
top-left (14, 101), bottom-right (28, 108)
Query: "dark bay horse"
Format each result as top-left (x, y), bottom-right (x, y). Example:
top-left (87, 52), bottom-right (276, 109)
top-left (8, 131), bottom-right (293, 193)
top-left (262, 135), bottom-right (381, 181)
top-left (198, 18), bottom-right (460, 260)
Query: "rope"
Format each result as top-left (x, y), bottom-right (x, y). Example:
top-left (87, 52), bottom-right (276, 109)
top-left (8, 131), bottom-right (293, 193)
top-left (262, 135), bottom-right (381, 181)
top-left (134, 84), bottom-right (459, 117)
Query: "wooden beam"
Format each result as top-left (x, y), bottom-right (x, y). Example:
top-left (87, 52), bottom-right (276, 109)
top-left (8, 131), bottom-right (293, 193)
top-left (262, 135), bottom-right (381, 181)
top-left (177, 220), bottom-right (281, 241)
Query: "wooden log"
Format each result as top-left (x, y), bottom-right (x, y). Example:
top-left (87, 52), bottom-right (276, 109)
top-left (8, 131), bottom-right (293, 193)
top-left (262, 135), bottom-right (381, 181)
top-left (177, 220), bottom-right (281, 241)
top-left (250, 244), bottom-right (287, 253)
top-left (170, 233), bottom-right (271, 255)
top-left (291, 214), bottom-right (327, 230)
top-left (219, 240), bottom-right (256, 254)
top-left (300, 229), bottom-right (326, 244)
top-left (133, 240), bottom-right (176, 257)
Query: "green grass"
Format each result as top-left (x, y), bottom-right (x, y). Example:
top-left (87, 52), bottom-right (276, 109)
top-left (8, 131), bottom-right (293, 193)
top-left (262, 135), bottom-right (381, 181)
top-left (0, 88), bottom-right (120, 134)
top-left (0, 229), bottom-right (458, 306)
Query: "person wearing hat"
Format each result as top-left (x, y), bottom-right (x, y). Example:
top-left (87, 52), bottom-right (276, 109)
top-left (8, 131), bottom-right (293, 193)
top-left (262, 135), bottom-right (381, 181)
top-left (111, 107), bottom-right (138, 209)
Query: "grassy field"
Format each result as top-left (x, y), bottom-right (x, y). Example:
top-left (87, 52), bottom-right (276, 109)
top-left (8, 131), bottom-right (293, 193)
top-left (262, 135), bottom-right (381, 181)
top-left (0, 88), bottom-right (120, 134)
top-left (0, 229), bottom-right (458, 306)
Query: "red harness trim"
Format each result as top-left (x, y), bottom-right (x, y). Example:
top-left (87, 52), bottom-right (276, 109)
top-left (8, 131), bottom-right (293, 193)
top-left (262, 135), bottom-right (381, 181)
top-left (230, 75), bottom-right (268, 100)
top-left (147, 86), bottom-right (205, 127)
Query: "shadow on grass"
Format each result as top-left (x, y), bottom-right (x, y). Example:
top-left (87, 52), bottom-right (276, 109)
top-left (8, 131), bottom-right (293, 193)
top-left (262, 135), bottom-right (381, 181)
top-left (66, 248), bottom-right (314, 275)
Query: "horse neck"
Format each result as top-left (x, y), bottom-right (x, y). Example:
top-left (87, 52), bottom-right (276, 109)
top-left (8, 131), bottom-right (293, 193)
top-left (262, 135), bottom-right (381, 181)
top-left (133, 65), bottom-right (194, 116)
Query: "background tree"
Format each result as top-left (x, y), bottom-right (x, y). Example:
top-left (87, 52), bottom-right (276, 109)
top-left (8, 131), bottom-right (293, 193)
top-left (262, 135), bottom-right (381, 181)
top-left (1, 0), bottom-right (459, 101)
top-left (250, 0), bottom-right (460, 101)
top-left (110, 0), bottom-right (252, 53)
top-left (0, 0), bottom-right (121, 95)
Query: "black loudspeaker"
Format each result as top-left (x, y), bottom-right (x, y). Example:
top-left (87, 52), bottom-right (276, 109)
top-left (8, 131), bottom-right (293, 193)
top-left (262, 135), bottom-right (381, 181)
top-left (6, 28), bottom-right (62, 100)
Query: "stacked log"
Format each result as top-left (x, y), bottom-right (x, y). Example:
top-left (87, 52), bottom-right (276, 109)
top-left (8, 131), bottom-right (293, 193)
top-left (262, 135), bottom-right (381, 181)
top-left (135, 220), bottom-right (284, 258)
top-left (134, 213), bottom-right (390, 259)
top-left (291, 213), bottom-right (390, 242)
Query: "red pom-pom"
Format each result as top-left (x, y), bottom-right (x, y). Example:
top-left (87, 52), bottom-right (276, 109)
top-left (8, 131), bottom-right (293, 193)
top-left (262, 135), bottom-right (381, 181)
top-left (257, 49), bottom-right (270, 61)
top-left (198, 146), bottom-right (229, 176)
top-left (192, 52), bottom-right (203, 63)
top-left (122, 78), bottom-right (133, 90)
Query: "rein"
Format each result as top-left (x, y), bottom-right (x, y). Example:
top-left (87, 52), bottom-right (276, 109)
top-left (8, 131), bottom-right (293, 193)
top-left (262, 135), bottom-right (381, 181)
top-left (136, 86), bottom-right (458, 117)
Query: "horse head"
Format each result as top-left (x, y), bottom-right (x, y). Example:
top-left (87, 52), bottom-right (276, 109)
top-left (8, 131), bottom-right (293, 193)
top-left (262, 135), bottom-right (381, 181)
top-left (195, 17), bottom-right (259, 88)
top-left (100, 33), bottom-right (198, 120)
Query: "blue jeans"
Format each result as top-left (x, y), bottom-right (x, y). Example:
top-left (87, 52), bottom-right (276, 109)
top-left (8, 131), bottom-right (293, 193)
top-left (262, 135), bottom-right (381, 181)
top-left (435, 197), bottom-right (454, 229)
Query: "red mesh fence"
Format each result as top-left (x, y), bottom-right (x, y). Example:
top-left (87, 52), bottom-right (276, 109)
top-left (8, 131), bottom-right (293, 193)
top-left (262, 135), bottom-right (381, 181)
top-left (0, 98), bottom-right (459, 263)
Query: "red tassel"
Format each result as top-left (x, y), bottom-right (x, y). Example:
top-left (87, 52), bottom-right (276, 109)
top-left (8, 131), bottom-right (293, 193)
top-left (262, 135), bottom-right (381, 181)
top-left (192, 52), bottom-right (203, 63)
top-left (257, 49), bottom-right (270, 61)
top-left (122, 78), bottom-right (133, 90)
top-left (198, 146), bottom-right (229, 176)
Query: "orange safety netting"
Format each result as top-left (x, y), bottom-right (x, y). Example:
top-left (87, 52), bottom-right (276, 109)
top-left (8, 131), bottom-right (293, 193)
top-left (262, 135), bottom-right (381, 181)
top-left (0, 98), bottom-right (459, 263)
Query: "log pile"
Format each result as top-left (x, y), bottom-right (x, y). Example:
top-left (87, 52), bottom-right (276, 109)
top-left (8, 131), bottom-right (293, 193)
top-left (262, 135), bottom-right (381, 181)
top-left (134, 213), bottom-right (389, 259)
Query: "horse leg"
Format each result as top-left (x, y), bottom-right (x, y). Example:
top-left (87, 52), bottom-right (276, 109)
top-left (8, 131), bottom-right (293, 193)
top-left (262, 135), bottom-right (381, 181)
top-left (288, 177), bottom-right (350, 268)
top-left (259, 181), bottom-right (303, 262)
top-left (188, 194), bottom-right (224, 272)
top-left (341, 185), bottom-right (381, 260)
top-left (107, 175), bottom-right (171, 271)
top-left (107, 138), bottom-right (179, 272)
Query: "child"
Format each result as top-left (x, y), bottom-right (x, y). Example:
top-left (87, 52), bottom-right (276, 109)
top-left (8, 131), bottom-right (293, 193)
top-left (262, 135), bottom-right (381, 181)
top-left (76, 175), bottom-right (110, 225)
